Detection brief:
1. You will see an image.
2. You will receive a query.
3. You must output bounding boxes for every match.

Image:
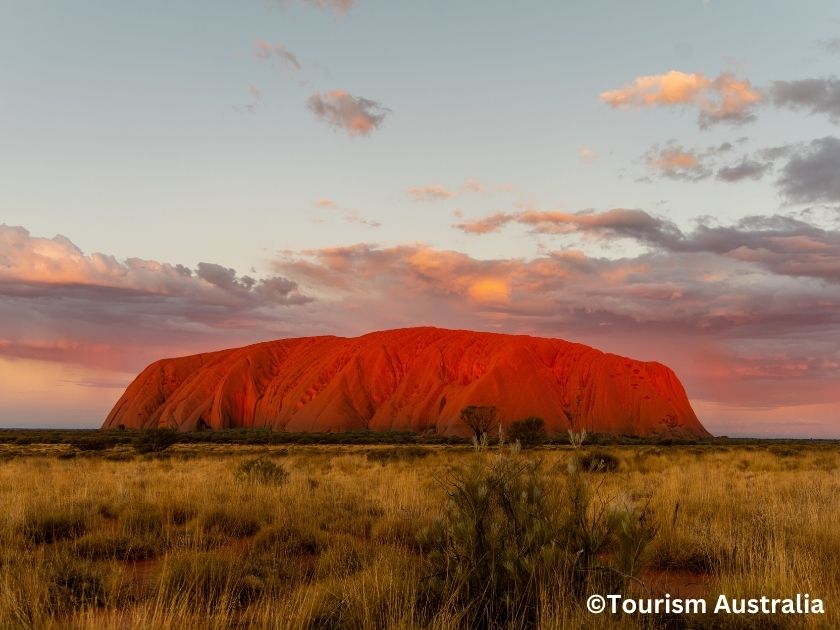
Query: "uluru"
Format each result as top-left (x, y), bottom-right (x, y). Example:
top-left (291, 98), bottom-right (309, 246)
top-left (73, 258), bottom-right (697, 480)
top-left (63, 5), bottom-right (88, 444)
top-left (103, 327), bottom-right (710, 437)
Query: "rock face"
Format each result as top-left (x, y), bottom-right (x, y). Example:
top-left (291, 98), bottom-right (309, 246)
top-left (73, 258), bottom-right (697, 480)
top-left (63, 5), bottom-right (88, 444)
top-left (102, 327), bottom-right (710, 437)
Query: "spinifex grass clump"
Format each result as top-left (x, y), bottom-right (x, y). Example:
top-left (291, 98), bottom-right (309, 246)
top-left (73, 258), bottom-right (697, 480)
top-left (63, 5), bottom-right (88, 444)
top-left (235, 456), bottom-right (289, 485)
top-left (21, 504), bottom-right (88, 545)
top-left (420, 447), bottom-right (657, 629)
top-left (578, 449), bottom-right (621, 473)
top-left (156, 550), bottom-right (265, 610)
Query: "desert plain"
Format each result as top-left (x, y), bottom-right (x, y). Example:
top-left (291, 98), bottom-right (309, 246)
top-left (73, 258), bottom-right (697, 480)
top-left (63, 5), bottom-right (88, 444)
top-left (0, 431), bottom-right (837, 629)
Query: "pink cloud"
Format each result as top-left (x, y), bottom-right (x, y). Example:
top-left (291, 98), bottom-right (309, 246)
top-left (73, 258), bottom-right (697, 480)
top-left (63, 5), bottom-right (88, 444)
top-left (406, 179), bottom-right (486, 201)
top-left (272, 238), bottom-right (840, 421)
top-left (307, 90), bottom-right (390, 137)
top-left (4, 217), bottom-right (840, 436)
top-left (601, 70), bottom-right (762, 127)
top-left (453, 212), bottom-right (513, 234)
top-left (406, 184), bottom-right (457, 201)
top-left (0, 224), bottom-right (311, 375)
top-left (578, 146), bottom-right (596, 164)
top-left (254, 41), bottom-right (301, 70)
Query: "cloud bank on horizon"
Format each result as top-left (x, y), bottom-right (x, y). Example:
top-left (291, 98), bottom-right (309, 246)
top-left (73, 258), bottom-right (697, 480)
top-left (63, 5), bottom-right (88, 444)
top-left (1, 0), bottom-right (839, 437)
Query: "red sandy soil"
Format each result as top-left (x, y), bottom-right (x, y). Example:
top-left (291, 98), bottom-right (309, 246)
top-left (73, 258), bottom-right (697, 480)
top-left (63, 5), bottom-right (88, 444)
top-left (102, 327), bottom-right (709, 437)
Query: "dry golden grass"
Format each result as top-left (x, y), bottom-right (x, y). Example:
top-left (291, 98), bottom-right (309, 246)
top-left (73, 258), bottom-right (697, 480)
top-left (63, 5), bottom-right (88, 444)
top-left (0, 442), bottom-right (837, 629)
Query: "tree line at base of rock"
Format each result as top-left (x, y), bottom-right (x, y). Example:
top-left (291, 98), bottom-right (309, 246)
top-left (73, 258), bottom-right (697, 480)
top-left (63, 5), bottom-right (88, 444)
top-left (459, 405), bottom-right (548, 447)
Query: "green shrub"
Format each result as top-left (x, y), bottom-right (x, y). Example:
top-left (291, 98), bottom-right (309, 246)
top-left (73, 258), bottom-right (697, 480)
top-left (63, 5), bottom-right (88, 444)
top-left (235, 457), bottom-right (289, 485)
top-left (420, 456), bottom-right (562, 628)
top-left (507, 416), bottom-right (547, 447)
top-left (421, 453), bottom-right (655, 628)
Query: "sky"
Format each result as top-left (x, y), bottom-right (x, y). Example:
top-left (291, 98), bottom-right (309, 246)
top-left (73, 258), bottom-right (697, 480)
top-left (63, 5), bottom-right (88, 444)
top-left (1, 0), bottom-right (839, 437)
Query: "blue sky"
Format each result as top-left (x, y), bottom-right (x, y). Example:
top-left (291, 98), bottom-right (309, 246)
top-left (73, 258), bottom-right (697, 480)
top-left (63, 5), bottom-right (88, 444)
top-left (3, 0), bottom-right (836, 268)
top-left (1, 0), bottom-right (840, 435)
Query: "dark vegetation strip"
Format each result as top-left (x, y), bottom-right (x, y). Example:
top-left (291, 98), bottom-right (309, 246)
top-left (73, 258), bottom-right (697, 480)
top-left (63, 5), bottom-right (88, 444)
top-left (0, 428), bottom-right (838, 449)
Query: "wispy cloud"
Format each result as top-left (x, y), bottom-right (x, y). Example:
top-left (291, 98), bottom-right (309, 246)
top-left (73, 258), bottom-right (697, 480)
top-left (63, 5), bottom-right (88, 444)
top-left (406, 184), bottom-right (458, 201)
top-left (307, 90), bottom-right (390, 136)
top-left (406, 180), bottom-right (487, 201)
top-left (645, 144), bottom-right (711, 181)
top-left (254, 40), bottom-right (301, 70)
top-left (312, 199), bottom-right (380, 227)
top-left (245, 85), bottom-right (262, 113)
top-left (819, 39), bottom-right (840, 55)
top-left (269, 0), bottom-right (357, 17)
top-left (578, 146), bottom-right (597, 164)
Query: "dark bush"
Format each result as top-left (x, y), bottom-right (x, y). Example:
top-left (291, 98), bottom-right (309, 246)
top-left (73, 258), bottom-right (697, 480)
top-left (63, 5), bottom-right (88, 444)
top-left (507, 416), bottom-right (547, 447)
top-left (74, 533), bottom-right (158, 561)
top-left (70, 436), bottom-right (114, 452)
top-left (365, 446), bottom-right (431, 463)
top-left (579, 450), bottom-right (620, 472)
top-left (133, 428), bottom-right (178, 453)
top-left (459, 405), bottom-right (497, 440)
top-left (22, 506), bottom-right (88, 544)
top-left (769, 445), bottom-right (803, 458)
top-left (46, 557), bottom-right (114, 612)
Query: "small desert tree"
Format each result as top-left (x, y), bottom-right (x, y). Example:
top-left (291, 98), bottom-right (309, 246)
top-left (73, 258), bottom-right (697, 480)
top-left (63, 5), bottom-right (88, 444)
top-left (508, 416), bottom-right (547, 447)
top-left (459, 405), bottom-right (497, 442)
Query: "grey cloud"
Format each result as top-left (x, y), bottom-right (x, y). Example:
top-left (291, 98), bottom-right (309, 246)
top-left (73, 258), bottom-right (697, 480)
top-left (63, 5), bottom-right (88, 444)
top-left (0, 225), bottom-right (311, 371)
top-left (716, 159), bottom-right (771, 182)
top-left (820, 39), bottom-right (840, 55)
top-left (456, 208), bottom-right (840, 283)
top-left (770, 78), bottom-right (840, 122)
top-left (778, 136), bottom-right (840, 203)
top-left (272, 236), bottom-right (840, 409)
